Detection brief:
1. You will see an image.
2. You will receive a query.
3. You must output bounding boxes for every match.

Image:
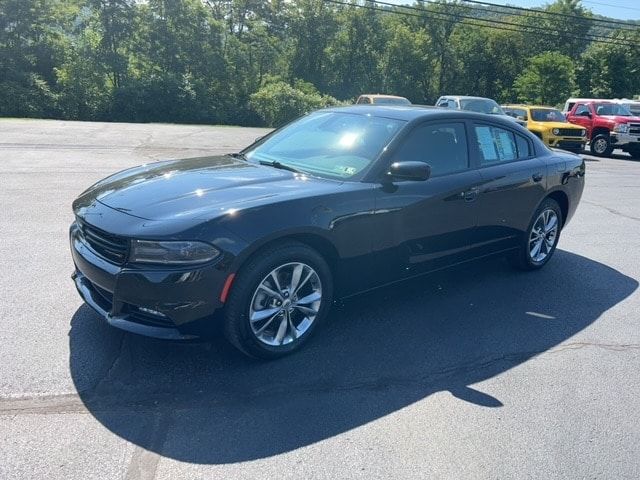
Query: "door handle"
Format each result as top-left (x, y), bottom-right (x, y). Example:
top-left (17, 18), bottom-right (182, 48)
top-left (462, 187), bottom-right (479, 201)
top-left (532, 173), bottom-right (543, 182)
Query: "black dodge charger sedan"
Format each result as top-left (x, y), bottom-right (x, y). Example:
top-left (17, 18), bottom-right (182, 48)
top-left (70, 106), bottom-right (585, 358)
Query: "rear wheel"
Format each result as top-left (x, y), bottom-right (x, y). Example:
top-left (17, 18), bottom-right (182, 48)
top-left (509, 198), bottom-right (562, 271)
top-left (224, 241), bottom-right (333, 359)
top-left (591, 134), bottom-right (613, 157)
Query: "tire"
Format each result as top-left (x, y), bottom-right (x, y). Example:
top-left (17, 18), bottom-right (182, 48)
top-left (590, 134), bottom-right (613, 157)
top-left (509, 198), bottom-right (563, 271)
top-left (223, 241), bottom-right (333, 359)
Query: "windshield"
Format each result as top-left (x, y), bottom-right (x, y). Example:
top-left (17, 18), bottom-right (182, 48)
top-left (459, 98), bottom-right (504, 115)
top-left (373, 97), bottom-right (411, 105)
top-left (530, 108), bottom-right (566, 122)
top-left (594, 103), bottom-right (632, 116)
top-left (245, 112), bottom-right (406, 180)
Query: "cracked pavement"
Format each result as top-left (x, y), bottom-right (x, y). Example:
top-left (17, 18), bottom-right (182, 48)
top-left (1, 119), bottom-right (639, 479)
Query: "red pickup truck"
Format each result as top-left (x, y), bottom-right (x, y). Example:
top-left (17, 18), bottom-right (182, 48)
top-left (566, 101), bottom-right (640, 158)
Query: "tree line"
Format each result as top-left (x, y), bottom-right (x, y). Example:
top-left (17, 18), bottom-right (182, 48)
top-left (1, 0), bottom-right (639, 127)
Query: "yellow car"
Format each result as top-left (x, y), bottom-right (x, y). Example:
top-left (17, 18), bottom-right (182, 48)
top-left (502, 105), bottom-right (587, 153)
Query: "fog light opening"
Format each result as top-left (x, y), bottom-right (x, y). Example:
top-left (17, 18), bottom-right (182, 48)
top-left (137, 306), bottom-right (167, 317)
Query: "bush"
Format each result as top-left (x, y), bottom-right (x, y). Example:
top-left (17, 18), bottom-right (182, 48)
top-left (249, 80), bottom-right (342, 127)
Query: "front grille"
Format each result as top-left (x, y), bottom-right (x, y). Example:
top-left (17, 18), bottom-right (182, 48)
top-left (558, 128), bottom-right (584, 137)
top-left (79, 221), bottom-right (128, 265)
top-left (629, 123), bottom-right (640, 135)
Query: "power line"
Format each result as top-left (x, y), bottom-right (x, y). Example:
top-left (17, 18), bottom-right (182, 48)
top-left (582, 0), bottom-right (640, 13)
top-left (458, 0), bottom-right (639, 29)
top-left (369, 0), bottom-right (638, 44)
top-left (326, 0), bottom-right (637, 48)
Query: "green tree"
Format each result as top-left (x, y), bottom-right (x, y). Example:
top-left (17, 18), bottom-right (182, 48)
top-left (324, 2), bottom-right (386, 100)
top-left (249, 79), bottom-right (341, 127)
top-left (379, 20), bottom-right (434, 102)
top-left (513, 52), bottom-right (577, 106)
top-left (576, 29), bottom-right (640, 98)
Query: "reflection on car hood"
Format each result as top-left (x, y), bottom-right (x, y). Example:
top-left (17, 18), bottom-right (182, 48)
top-left (597, 115), bottom-right (640, 123)
top-left (73, 155), bottom-right (341, 221)
top-left (530, 121), bottom-right (583, 129)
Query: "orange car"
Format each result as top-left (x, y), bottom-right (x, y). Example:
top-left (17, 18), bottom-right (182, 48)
top-left (355, 94), bottom-right (411, 106)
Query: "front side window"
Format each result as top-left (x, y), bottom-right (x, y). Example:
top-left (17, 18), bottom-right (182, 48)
top-left (245, 112), bottom-right (406, 180)
top-left (393, 122), bottom-right (469, 176)
top-left (574, 104), bottom-right (590, 116)
top-left (475, 125), bottom-right (530, 165)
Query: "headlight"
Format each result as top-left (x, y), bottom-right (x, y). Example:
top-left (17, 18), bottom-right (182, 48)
top-left (613, 123), bottom-right (629, 133)
top-left (581, 129), bottom-right (586, 137)
top-left (130, 240), bottom-right (220, 265)
top-left (552, 128), bottom-right (560, 135)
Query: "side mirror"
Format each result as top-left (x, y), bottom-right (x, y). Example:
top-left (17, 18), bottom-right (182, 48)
top-left (517, 115), bottom-right (527, 121)
top-left (386, 161), bottom-right (431, 182)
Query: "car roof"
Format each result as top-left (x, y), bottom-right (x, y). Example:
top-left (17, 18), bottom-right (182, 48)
top-left (324, 105), bottom-right (520, 124)
top-left (359, 94), bottom-right (408, 99)
top-left (503, 105), bottom-right (557, 110)
top-left (439, 95), bottom-right (496, 101)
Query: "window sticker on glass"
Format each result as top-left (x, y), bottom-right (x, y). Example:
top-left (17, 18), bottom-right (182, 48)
top-left (338, 166), bottom-right (357, 175)
top-left (475, 126), bottom-right (497, 162)
top-left (495, 131), bottom-right (516, 160)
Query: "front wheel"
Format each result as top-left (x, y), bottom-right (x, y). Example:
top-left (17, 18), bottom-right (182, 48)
top-left (591, 134), bottom-right (613, 157)
top-left (223, 241), bottom-right (333, 359)
top-left (509, 198), bottom-right (562, 271)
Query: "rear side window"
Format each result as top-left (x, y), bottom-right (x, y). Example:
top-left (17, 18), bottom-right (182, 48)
top-left (515, 133), bottom-right (531, 158)
top-left (394, 122), bottom-right (469, 176)
top-left (474, 125), bottom-right (531, 165)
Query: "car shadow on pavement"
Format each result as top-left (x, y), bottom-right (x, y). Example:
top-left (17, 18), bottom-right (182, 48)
top-left (68, 250), bottom-right (637, 464)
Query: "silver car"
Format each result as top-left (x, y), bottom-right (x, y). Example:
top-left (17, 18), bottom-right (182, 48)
top-left (436, 95), bottom-right (527, 127)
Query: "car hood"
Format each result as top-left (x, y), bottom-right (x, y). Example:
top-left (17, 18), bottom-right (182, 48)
top-left (73, 155), bottom-right (342, 222)
top-left (597, 115), bottom-right (640, 123)
top-left (529, 121), bottom-right (583, 129)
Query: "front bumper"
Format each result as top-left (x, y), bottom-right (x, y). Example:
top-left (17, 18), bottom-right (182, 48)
top-left (545, 136), bottom-right (586, 151)
top-left (609, 132), bottom-right (640, 148)
top-left (70, 223), bottom-right (228, 340)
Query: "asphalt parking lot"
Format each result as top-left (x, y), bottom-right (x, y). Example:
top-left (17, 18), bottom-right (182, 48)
top-left (1, 118), bottom-right (639, 479)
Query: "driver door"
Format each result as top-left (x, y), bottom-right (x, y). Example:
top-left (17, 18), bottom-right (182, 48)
top-left (371, 120), bottom-right (481, 282)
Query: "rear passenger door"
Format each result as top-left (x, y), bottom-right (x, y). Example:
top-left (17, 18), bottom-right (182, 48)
top-left (471, 123), bottom-right (546, 254)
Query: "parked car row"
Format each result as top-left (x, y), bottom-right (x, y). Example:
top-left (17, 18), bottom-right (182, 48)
top-left (361, 93), bottom-right (640, 158)
top-left (502, 105), bottom-right (586, 154)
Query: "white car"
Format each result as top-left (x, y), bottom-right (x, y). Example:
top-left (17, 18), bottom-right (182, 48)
top-left (435, 95), bottom-right (527, 127)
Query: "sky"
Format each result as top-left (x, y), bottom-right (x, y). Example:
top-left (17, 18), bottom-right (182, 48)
top-left (388, 0), bottom-right (640, 21)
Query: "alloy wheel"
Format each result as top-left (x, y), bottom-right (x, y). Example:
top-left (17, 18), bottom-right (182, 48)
top-left (249, 262), bottom-right (322, 346)
top-left (593, 138), bottom-right (608, 155)
top-left (529, 209), bottom-right (559, 263)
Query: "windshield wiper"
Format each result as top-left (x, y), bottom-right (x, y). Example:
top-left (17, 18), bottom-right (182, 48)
top-left (258, 159), bottom-right (304, 174)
